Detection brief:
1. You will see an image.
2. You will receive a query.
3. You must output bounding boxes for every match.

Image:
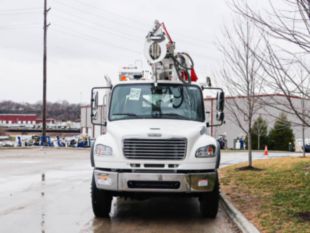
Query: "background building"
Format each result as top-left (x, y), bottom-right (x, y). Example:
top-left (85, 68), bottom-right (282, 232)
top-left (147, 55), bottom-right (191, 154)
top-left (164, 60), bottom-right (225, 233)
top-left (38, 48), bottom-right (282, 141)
top-left (205, 94), bottom-right (310, 149)
top-left (0, 113), bottom-right (80, 137)
top-left (0, 114), bottom-right (55, 126)
top-left (0, 114), bottom-right (37, 125)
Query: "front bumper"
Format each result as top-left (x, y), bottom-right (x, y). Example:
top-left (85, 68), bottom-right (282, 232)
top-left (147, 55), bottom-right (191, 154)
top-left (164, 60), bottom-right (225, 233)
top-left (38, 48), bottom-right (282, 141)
top-left (94, 169), bottom-right (217, 193)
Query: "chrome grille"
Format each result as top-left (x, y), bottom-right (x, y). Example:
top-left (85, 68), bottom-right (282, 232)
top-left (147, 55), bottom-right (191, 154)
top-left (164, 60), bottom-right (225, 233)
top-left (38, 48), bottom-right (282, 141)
top-left (123, 138), bottom-right (187, 160)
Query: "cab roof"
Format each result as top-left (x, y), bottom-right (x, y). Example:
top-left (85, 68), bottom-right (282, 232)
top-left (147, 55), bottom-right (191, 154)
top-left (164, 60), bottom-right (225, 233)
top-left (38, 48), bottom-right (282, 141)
top-left (114, 79), bottom-right (202, 87)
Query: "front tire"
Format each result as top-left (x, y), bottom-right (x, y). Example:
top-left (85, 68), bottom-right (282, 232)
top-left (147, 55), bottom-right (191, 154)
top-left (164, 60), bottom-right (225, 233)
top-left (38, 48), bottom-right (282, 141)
top-left (91, 175), bottom-right (112, 218)
top-left (199, 176), bottom-right (220, 218)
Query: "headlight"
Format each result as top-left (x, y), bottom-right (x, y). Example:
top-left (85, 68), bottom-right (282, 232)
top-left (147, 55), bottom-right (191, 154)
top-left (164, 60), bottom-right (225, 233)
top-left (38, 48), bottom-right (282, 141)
top-left (195, 145), bottom-right (216, 158)
top-left (95, 144), bottom-right (113, 156)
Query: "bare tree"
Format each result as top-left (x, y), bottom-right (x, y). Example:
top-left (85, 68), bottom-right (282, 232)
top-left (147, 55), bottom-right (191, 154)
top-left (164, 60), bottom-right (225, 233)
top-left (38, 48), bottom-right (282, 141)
top-left (257, 38), bottom-right (310, 124)
top-left (232, 0), bottom-right (310, 157)
top-left (233, 0), bottom-right (310, 125)
top-left (233, 0), bottom-right (310, 53)
top-left (219, 15), bottom-right (264, 168)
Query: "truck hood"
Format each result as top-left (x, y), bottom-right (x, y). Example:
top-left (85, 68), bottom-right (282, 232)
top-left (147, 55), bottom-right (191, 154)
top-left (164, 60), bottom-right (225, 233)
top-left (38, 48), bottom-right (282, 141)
top-left (96, 119), bottom-right (218, 163)
top-left (106, 119), bottom-right (207, 141)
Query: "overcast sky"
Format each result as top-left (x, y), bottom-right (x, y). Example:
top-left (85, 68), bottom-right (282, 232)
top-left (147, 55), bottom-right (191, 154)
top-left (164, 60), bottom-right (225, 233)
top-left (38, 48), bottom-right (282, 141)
top-left (0, 0), bottom-right (275, 104)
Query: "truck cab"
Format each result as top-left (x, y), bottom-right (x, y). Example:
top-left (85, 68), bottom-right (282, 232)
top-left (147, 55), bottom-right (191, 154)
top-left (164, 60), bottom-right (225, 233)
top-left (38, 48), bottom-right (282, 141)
top-left (89, 21), bottom-right (225, 218)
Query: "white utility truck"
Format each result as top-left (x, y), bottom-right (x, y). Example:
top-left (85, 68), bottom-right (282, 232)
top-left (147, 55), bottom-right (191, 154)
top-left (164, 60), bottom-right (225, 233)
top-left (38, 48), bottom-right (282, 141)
top-left (90, 21), bottom-right (225, 218)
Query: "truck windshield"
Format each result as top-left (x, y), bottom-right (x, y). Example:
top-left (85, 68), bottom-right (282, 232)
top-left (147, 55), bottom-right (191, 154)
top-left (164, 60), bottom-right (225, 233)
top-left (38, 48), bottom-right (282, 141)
top-left (109, 84), bottom-right (204, 122)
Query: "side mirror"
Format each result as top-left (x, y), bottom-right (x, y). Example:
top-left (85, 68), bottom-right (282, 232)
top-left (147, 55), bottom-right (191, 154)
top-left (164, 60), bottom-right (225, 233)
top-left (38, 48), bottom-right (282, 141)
top-left (91, 86), bottom-right (112, 126)
top-left (216, 91), bottom-right (225, 123)
top-left (216, 111), bottom-right (225, 122)
top-left (206, 77), bottom-right (212, 87)
top-left (216, 91), bottom-right (225, 112)
top-left (91, 91), bottom-right (99, 120)
top-left (202, 86), bottom-right (225, 127)
top-left (94, 91), bottom-right (99, 108)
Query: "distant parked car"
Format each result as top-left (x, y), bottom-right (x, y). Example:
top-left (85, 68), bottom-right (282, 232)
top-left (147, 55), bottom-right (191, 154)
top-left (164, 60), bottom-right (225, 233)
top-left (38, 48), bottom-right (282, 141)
top-left (304, 144), bottom-right (310, 152)
top-left (0, 141), bottom-right (14, 147)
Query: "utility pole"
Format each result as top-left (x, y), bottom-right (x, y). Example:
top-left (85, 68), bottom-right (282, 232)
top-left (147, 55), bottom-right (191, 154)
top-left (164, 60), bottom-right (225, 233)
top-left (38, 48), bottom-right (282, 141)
top-left (42, 0), bottom-right (50, 145)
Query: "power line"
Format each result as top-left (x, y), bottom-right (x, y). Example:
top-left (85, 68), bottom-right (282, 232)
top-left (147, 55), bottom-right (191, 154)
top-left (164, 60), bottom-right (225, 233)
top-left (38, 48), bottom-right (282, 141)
top-left (0, 8), bottom-right (41, 15)
top-left (52, 10), bottom-right (213, 52)
top-left (54, 10), bottom-right (213, 50)
top-left (0, 11), bottom-right (41, 15)
top-left (51, 27), bottom-right (215, 68)
top-left (53, 12), bottom-right (141, 42)
top-left (53, 0), bottom-right (145, 32)
top-left (51, 6), bottom-right (145, 39)
top-left (0, 25), bottom-right (41, 30)
top-left (71, 0), bottom-right (216, 49)
top-left (73, 0), bottom-right (145, 27)
top-left (1, 2), bottom-right (214, 49)
top-left (0, 7), bottom-right (41, 12)
top-left (53, 26), bottom-right (141, 55)
top-left (49, 35), bottom-right (142, 63)
top-left (52, 0), bottom-right (213, 49)
top-left (0, 22), bottom-right (41, 26)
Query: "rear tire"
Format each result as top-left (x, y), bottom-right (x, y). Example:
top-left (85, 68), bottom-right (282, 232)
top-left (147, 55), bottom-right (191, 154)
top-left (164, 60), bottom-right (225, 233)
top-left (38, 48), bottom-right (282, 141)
top-left (91, 175), bottom-right (112, 218)
top-left (199, 176), bottom-right (220, 218)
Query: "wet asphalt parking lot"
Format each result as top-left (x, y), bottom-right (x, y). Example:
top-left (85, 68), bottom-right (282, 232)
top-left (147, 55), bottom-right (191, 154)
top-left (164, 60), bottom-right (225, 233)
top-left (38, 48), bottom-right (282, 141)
top-left (0, 148), bottom-right (295, 233)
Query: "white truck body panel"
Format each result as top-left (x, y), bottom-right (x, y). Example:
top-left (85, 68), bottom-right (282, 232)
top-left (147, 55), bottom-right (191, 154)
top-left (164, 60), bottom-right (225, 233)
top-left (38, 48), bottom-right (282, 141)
top-left (94, 119), bottom-right (217, 171)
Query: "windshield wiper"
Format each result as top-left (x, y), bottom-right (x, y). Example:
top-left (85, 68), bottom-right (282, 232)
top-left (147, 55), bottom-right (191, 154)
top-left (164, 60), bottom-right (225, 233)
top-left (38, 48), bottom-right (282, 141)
top-left (160, 113), bottom-right (188, 119)
top-left (113, 113), bottom-right (138, 117)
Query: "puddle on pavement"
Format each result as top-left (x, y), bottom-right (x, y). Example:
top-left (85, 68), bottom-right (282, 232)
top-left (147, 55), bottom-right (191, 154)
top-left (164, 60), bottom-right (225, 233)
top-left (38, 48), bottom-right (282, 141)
top-left (41, 172), bottom-right (46, 233)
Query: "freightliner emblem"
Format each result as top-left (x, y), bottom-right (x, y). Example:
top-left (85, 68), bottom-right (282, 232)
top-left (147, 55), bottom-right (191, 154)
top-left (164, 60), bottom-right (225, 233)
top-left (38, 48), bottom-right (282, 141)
top-left (147, 133), bottom-right (162, 137)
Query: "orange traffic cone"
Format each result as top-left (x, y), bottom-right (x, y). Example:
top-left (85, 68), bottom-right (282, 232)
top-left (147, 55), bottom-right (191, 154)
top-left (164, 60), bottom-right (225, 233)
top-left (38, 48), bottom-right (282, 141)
top-left (264, 145), bottom-right (268, 157)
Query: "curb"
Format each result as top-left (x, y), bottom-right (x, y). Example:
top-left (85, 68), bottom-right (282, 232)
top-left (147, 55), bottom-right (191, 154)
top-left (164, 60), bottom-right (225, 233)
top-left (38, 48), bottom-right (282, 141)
top-left (220, 193), bottom-right (260, 233)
